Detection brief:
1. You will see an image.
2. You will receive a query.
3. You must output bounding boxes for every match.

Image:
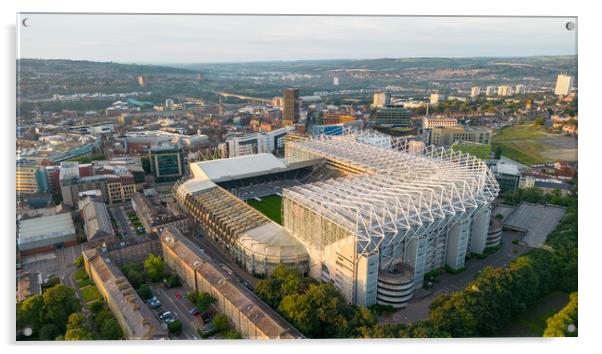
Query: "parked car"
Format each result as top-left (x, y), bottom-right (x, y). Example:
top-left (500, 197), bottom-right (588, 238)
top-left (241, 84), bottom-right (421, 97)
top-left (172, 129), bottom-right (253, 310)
top-left (188, 307), bottom-right (200, 316)
top-left (159, 311), bottom-right (172, 321)
top-left (148, 298), bottom-right (162, 309)
top-left (200, 323), bottom-right (215, 336)
top-left (201, 312), bottom-right (212, 324)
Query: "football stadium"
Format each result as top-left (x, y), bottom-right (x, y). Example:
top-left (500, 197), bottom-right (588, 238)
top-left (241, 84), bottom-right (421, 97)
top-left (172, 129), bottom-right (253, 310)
top-left (176, 130), bottom-right (499, 308)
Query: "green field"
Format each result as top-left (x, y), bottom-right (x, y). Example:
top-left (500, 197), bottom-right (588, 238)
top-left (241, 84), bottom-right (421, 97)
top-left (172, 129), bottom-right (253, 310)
top-left (498, 291), bottom-right (570, 337)
top-left (80, 285), bottom-right (102, 303)
top-left (247, 195), bottom-right (283, 225)
top-left (492, 124), bottom-right (550, 165)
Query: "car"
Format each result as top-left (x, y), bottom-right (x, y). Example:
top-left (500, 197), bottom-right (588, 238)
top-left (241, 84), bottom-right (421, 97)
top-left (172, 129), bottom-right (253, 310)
top-left (200, 312), bottom-right (212, 323)
top-left (188, 308), bottom-right (200, 316)
top-left (164, 317), bottom-right (176, 324)
top-left (200, 323), bottom-right (215, 336)
top-left (159, 311), bottom-right (172, 320)
top-left (149, 299), bottom-right (162, 308)
top-left (148, 296), bottom-right (158, 303)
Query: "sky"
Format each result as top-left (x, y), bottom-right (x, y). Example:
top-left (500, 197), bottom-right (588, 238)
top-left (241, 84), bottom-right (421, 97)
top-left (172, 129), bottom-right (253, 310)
top-left (17, 14), bottom-right (577, 64)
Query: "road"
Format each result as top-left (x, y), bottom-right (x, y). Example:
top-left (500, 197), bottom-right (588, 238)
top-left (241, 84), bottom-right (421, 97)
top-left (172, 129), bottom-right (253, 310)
top-left (150, 284), bottom-right (203, 340)
top-left (185, 231), bottom-right (258, 290)
top-left (379, 230), bottom-right (529, 324)
top-left (110, 206), bottom-right (135, 239)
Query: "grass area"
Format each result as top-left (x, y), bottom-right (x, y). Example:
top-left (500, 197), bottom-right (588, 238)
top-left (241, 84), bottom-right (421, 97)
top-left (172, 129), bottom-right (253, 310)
top-left (498, 291), bottom-right (570, 337)
top-left (74, 268), bottom-right (88, 281)
top-left (80, 285), bottom-right (102, 303)
top-left (77, 277), bottom-right (92, 288)
top-left (492, 124), bottom-right (551, 166)
top-left (247, 195), bottom-right (283, 225)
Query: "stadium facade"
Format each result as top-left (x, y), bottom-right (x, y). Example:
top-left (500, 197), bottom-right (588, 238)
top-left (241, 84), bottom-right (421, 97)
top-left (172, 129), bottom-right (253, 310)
top-left (176, 129), bottom-right (499, 308)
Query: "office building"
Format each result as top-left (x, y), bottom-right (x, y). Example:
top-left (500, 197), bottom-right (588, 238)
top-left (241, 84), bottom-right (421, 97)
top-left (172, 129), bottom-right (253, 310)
top-left (429, 126), bottom-right (492, 146)
top-left (320, 112), bottom-right (356, 125)
top-left (137, 75), bottom-right (146, 88)
top-left (372, 92), bottom-right (391, 108)
top-left (515, 84), bottom-right (527, 95)
top-left (555, 74), bottom-right (574, 96)
top-left (333, 77), bottom-right (340, 86)
top-left (498, 85), bottom-right (514, 97)
top-left (430, 93), bottom-right (445, 104)
top-left (224, 127), bottom-right (294, 157)
top-left (82, 249), bottom-right (168, 340)
top-left (16, 159), bottom-right (47, 194)
top-left (283, 88), bottom-right (300, 126)
top-left (374, 107), bottom-right (411, 127)
top-left (485, 86), bottom-right (497, 96)
top-left (491, 160), bottom-right (522, 194)
top-left (422, 117), bottom-right (458, 129)
top-left (148, 144), bottom-right (184, 183)
top-left (59, 161), bottom-right (140, 207)
top-left (470, 87), bottom-right (481, 98)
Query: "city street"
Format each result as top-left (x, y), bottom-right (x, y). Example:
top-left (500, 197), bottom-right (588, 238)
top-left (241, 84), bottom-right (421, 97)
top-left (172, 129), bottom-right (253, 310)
top-left (379, 230), bottom-right (529, 324)
top-left (150, 284), bottom-right (204, 340)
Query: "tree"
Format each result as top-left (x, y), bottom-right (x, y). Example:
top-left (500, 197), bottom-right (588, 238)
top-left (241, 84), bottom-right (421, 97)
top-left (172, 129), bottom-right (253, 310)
top-left (73, 255), bottom-right (84, 268)
top-left (38, 324), bottom-right (61, 340)
top-left (212, 314), bottom-right (229, 333)
top-left (66, 312), bottom-right (87, 330)
top-left (64, 312), bottom-right (94, 340)
top-left (43, 284), bottom-right (81, 333)
top-left (88, 300), bottom-right (104, 314)
top-left (94, 309), bottom-right (113, 329)
top-left (187, 291), bottom-right (216, 313)
top-left (494, 146), bottom-right (503, 159)
top-left (223, 330), bottom-right (241, 339)
top-left (64, 327), bottom-right (94, 340)
top-left (137, 284), bottom-right (153, 300)
top-left (121, 263), bottom-right (145, 289)
top-left (167, 320), bottom-right (182, 335)
top-left (544, 292), bottom-right (577, 337)
top-left (143, 254), bottom-right (165, 282)
top-left (17, 294), bottom-right (44, 335)
top-left (163, 273), bottom-right (181, 288)
top-left (99, 318), bottom-right (123, 340)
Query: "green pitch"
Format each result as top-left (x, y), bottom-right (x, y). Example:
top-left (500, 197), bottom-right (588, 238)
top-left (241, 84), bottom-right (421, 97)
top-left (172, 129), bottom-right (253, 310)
top-left (247, 195), bottom-right (283, 225)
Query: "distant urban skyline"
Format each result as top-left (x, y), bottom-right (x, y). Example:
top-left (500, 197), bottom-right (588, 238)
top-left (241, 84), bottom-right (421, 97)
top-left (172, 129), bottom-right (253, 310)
top-left (18, 14), bottom-right (577, 64)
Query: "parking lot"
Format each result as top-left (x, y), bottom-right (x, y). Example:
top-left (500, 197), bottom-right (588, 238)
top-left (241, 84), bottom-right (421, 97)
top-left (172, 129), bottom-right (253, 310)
top-left (109, 205), bottom-right (136, 239)
top-left (149, 284), bottom-right (205, 340)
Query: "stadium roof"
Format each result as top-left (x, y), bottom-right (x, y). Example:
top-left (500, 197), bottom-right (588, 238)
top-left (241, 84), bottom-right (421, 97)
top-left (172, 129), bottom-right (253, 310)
top-left (238, 222), bottom-right (309, 261)
top-left (193, 153), bottom-right (288, 182)
top-left (284, 129), bottom-right (500, 264)
top-left (179, 153), bottom-right (290, 196)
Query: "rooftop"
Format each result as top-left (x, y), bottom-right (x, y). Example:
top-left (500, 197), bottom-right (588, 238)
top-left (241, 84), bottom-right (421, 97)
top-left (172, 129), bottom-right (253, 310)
top-left (83, 249), bottom-right (167, 340)
top-left (284, 129), bottom-right (499, 257)
top-left (79, 197), bottom-right (114, 242)
top-left (18, 213), bottom-right (75, 245)
top-left (160, 227), bottom-right (304, 339)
